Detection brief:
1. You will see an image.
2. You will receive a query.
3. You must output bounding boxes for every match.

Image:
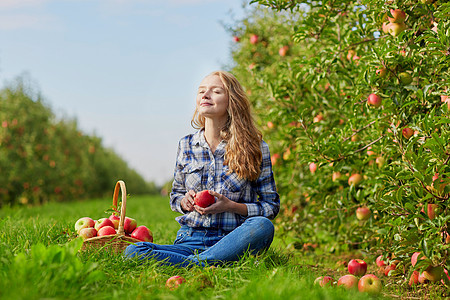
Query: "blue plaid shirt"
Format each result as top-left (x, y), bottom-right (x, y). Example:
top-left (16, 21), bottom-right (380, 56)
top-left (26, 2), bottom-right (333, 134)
top-left (170, 129), bottom-right (280, 231)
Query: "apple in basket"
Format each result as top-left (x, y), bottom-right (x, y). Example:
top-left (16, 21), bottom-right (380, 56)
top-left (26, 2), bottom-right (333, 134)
top-left (95, 218), bottom-right (115, 231)
top-left (97, 226), bottom-right (116, 236)
top-left (124, 217), bottom-right (137, 234)
top-left (131, 225), bottom-right (153, 242)
top-left (74, 217), bottom-right (95, 233)
top-left (79, 227), bottom-right (97, 239)
top-left (108, 214), bottom-right (120, 229)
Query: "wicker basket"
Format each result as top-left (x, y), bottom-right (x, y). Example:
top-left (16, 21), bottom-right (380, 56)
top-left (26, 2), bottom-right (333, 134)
top-left (81, 180), bottom-right (141, 253)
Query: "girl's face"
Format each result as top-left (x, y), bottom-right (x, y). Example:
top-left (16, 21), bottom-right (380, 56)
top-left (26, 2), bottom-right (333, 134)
top-left (196, 75), bottom-right (229, 122)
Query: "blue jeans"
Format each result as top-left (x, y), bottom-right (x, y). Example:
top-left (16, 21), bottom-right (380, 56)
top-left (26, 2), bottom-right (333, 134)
top-left (124, 216), bottom-right (275, 267)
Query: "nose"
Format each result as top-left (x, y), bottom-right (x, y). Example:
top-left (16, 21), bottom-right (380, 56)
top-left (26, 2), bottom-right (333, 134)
top-left (202, 89), bottom-right (211, 99)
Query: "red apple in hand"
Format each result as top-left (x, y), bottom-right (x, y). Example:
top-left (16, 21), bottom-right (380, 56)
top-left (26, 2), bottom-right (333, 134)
top-left (79, 227), bottom-right (97, 239)
top-left (194, 190), bottom-right (215, 208)
top-left (94, 218), bottom-right (115, 231)
top-left (124, 217), bottom-right (137, 234)
top-left (337, 274), bottom-right (358, 289)
top-left (74, 217), bottom-right (95, 233)
top-left (348, 259), bottom-right (367, 276)
top-left (97, 225), bottom-right (116, 236)
top-left (108, 214), bottom-right (120, 229)
top-left (166, 275), bottom-right (186, 289)
top-left (358, 274), bottom-right (382, 294)
top-left (131, 225), bottom-right (153, 242)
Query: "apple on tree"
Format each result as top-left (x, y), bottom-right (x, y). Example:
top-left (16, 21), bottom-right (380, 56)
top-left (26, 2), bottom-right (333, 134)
top-left (348, 259), bottom-right (367, 276)
top-left (388, 9), bottom-right (406, 23)
top-left (367, 93), bottom-right (382, 108)
top-left (402, 127), bottom-right (414, 139)
top-left (249, 34), bottom-right (259, 45)
top-left (309, 162), bottom-right (317, 174)
top-left (356, 207), bottom-right (371, 221)
top-left (194, 190), bottom-right (215, 208)
top-left (74, 217), bottom-right (95, 233)
top-left (166, 275), bottom-right (186, 290)
top-left (358, 274), bottom-right (382, 294)
top-left (348, 173), bottom-right (363, 186)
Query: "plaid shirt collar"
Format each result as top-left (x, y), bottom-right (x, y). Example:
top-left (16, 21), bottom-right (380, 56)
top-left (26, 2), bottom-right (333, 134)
top-left (192, 129), bottom-right (226, 157)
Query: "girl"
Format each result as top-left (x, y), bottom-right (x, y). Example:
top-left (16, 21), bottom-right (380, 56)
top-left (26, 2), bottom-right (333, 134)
top-left (124, 71), bottom-right (280, 267)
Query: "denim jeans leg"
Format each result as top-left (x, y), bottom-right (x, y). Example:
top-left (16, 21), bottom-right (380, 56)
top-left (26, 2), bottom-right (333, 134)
top-left (189, 216), bottom-right (275, 265)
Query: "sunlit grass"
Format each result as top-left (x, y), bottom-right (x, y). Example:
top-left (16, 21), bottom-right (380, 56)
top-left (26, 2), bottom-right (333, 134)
top-left (0, 195), bottom-right (445, 299)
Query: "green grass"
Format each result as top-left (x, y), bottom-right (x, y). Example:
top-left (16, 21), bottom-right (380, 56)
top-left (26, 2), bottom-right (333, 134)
top-left (0, 195), bottom-right (445, 299)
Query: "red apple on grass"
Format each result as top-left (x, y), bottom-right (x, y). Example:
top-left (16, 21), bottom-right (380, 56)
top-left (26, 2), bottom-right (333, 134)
top-left (79, 227), bottom-right (97, 239)
top-left (384, 263), bottom-right (397, 276)
top-left (124, 217), bottom-right (137, 234)
top-left (348, 259), bottom-right (367, 276)
top-left (376, 255), bottom-right (387, 267)
top-left (194, 190), bottom-right (215, 208)
top-left (423, 265), bottom-right (443, 282)
top-left (358, 274), bottom-right (382, 294)
top-left (337, 274), bottom-right (358, 289)
top-left (418, 272), bottom-right (428, 284)
top-left (131, 225), bottom-right (153, 242)
top-left (356, 207), bottom-right (371, 221)
top-left (94, 218), bottom-right (115, 231)
top-left (75, 217), bottom-right (95, 233)
top-left (367, 93), bottom-right (382, 108)
top-left (166, 275), bottom-right (186, 289)
top-left (409, 271), bottom-right (420, 286)
top-left (97, 225), bottom-right (116, 236)
top-left (314, 276), bottom-right (335, 287)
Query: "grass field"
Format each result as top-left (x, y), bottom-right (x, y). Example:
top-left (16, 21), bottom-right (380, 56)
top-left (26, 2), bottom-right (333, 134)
top-left (0, 194), bottom-right (445, 299)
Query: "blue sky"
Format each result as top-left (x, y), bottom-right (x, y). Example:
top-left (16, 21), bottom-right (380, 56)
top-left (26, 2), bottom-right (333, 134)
top-left (0, 0), bottom-right (249, 185)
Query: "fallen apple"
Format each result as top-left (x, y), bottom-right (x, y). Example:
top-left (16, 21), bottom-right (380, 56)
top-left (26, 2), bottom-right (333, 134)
top-left (423, 265), bottom-right (443, 282)
top-left (376, 255), bottom-right (387, 267)
top-left (166, 275), bottom-right (186, 289)
top-left (358, 274), bottom-right (382, 294)
top-left (131, 225), bottom-right (153, 242)
top-left (314, 276), bottom-right (335, 287)
top-left (348, 259), bottom-right (367, 276)
top-left (384, 264), bottom-right (397, 276)
top-left (194, 190), bottom-right (215, 208)
top-left (409, 271), bottom-right (419, 286)
top-left (337, 274), bottom-right (358, 289)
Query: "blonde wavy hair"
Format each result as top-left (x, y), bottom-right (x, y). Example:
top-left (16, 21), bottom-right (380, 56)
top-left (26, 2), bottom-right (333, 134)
top-left (191, 71), bottom-right (263, 181)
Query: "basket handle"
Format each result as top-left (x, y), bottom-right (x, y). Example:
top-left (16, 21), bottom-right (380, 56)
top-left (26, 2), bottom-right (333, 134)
top-left (113, 180), bottom-right (127, 236)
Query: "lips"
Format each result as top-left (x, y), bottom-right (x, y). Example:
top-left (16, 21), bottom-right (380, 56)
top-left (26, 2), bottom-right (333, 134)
top-left (200, 102), bottom-right (213, 106)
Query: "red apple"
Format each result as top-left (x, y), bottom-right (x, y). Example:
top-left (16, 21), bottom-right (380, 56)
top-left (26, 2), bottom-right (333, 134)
top-left (124, 217), bottom-right (138, 234)
top-left (367, 93), bottom-right (382, 108)
top-left (97, 225), bottom-right (116, 236)
top-left (389, 22), bottom-right (406, 37)
top-left (358, 274), bottom-right (382, 294)
top-left (348, 259), bottom-right (367, 276)
top-left (423, 265), bottom-right (443, 282)
top-left (388, 9), bottom-right (406, 23)
top-left (384, 264), bottom-right (396, 276)
top-left (332, 171), bottom-right (342, 182)
top-left (309, 162), bottom-right (317, 174)
top-left (79, 227), bottom-right (97, 239)
top-left (376, 67), bottom-right (387, 78)
top-left (313, 114), bottom-right (324, 123)
top-left (356, 207), bottom-right (371, 221)
top-left (337, 274), bottom-right (358, 289)
top-left (94, 218), bottom-right (115, 231)
top-left (278, 45), bottom-right (289, 57)
top-left (109, 214), bottom-right (120, 229)
top-left (418, 272), bottom-right (428, 284)
top-left (409, 271), bottom-right (420, 286)
top-left (250, 34), bottom-right (259, 45)
top-left (74, 217), bottom-right (95, 233)
top-left (131, 225), bottom-right (153, 242)
top-left (402, 127), bottom-right (414, 139)
top-left (267, 121), bottom-right (274, 129)
top-left (348, 173), bottom-right (363, 186)
top-left (411, 252), bottom-right (425, 267)
top-left (233, 36), bottom-right (240, 42)
top-left (166, 275), bottom-right (186, 289)
top-left (376, 255), bottom-right (387, 267)
top-left (426, 203), bottom-right (437, 220)
top-left (194, 190), bottom-right (215, 208)
top-left (314, 276), bottom-right (335, 287)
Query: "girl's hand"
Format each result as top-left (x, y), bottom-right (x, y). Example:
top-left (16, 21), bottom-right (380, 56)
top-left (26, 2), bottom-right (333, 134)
top-left (195, 190), bottom-right (248, 216)
top-left (181, 190), bottom-right (196, 212)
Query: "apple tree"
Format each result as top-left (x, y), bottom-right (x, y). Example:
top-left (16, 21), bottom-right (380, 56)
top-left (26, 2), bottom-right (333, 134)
top-left (226, 0), bottom-right (449, 284)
